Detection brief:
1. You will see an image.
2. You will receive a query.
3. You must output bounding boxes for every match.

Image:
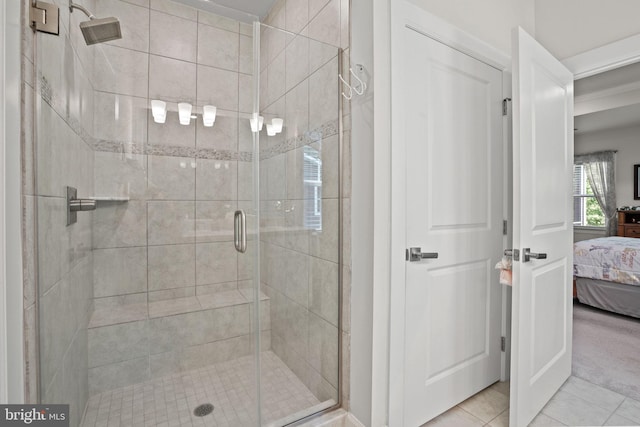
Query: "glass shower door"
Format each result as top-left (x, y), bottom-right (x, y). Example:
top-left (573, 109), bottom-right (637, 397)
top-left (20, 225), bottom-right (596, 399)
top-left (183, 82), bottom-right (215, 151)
top-left (253, 22), bottom-right (343, 425)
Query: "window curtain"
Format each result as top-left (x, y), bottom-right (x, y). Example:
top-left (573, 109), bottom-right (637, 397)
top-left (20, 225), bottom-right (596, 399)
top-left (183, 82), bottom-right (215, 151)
top-left (575, 151), bottom-right (617, 236)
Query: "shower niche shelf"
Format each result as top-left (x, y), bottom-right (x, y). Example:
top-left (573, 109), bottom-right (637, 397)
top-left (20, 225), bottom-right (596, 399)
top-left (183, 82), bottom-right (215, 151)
top-left (90, 196), bottom-right (130, 202)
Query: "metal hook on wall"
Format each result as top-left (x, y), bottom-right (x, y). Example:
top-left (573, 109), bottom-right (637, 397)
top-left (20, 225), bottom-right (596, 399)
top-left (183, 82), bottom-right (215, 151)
top-left (339, 64), bottom-right (367, 100)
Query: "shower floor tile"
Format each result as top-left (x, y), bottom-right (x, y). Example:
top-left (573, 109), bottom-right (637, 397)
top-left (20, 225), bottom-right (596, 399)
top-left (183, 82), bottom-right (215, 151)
top-left (81, 351), bottom-right (321, 427)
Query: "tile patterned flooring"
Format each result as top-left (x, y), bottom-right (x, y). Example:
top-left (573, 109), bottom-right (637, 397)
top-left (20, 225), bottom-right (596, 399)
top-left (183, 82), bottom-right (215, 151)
top-left (423, 376), bottom-right (640, 426)
top-left (81, 351), bottom-right (322, 427)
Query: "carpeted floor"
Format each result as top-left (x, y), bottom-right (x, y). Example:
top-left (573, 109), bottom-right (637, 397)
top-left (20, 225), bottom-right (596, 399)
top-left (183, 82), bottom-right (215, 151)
top-left (572, 300), bottom-right (640, 401)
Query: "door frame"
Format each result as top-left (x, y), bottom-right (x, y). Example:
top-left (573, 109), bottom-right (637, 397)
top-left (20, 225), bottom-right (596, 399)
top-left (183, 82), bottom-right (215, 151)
top-left (0, 0), bottom-right (25, 403)
top-left (388, 2), bottom-right (510, 425)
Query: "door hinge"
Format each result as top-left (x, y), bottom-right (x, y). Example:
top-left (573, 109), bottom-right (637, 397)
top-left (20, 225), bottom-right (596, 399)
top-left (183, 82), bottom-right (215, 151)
top-left (503, 219), bottom-right (508, 235)
top-left (502, 98), bottom-right (511, 116)
top-left (501, 336), bottom-right (506, 352)
top-left (30, 1), bottom-right (60, 35)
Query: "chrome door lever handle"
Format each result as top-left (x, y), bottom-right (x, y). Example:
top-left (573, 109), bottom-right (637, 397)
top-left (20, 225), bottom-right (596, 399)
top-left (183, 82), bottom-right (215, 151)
top-left (407, 247), bottom-right (438, 262)
top-left (523, 248), bottom-right (546, 262)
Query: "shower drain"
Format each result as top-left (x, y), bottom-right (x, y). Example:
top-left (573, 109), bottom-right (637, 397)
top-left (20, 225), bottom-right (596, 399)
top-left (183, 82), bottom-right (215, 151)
top-left (194, 403), bottom-right (214, 417)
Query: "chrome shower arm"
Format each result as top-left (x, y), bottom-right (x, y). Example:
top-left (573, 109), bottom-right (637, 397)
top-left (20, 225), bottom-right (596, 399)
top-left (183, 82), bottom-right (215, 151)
top-left (69, 2), bottom-right (95, 19)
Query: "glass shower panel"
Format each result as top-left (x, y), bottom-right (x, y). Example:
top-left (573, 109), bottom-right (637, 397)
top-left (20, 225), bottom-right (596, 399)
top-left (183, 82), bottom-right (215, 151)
top-left (33, 3), bottom-right (261, 426)
top-left (255, 23), bottom-right (342, 425)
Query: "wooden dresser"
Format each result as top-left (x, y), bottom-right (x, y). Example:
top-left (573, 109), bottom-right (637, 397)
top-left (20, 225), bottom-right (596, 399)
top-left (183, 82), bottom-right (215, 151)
top-left (617, 210), bottom-right (640, 237)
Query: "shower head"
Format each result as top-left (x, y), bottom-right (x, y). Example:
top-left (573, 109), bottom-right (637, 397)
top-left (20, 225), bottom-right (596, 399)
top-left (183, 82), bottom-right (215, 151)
top-left (70, 2), bottom-right (122, 45)
top-left (80, 17), bottom-right (122, 45)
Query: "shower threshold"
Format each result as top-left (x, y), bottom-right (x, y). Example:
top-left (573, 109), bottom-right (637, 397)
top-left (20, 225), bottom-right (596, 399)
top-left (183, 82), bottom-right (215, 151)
top-left (81, 351), bottom-right (328, 427)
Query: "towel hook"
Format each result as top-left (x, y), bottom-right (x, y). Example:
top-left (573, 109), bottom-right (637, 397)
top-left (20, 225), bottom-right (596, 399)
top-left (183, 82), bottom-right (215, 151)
top-left (339, 73), bottom-right (353, 100)
top-left (350, 67), bottom-right (367, 95)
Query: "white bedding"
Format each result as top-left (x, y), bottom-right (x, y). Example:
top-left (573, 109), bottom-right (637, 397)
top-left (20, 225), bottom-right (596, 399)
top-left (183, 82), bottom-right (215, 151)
top-left (573, 237), bottom-right (640, 286)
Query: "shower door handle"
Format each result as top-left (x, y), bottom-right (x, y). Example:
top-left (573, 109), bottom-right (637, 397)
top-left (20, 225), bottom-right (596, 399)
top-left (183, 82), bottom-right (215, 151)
top-left (234, 210), bottom-right (247, 253)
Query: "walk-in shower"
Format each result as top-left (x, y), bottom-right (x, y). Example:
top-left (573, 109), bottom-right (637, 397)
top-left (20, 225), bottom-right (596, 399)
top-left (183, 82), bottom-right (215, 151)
top-left (26, 0), bottom-right (346, 425)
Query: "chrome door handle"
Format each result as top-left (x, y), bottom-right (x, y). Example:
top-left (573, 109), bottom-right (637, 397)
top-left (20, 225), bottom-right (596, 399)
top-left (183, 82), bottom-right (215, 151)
top-left (407, 247), bottom-right (438, 262)
top-left (523, 248), bottom-right (546, 262)
top-left (234, 210), bottom-right (247, 253)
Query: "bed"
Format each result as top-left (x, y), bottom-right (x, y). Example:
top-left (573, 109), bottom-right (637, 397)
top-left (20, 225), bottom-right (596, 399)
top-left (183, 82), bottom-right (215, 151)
top-left (573, 236), bottom-right (640, 318)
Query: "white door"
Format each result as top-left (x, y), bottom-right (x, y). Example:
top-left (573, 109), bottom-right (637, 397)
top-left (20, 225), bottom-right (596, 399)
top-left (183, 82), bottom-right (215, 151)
top-left (510, 27), bottom-right (574, 427)
top-left (401, 28), bottom-right (504, 426)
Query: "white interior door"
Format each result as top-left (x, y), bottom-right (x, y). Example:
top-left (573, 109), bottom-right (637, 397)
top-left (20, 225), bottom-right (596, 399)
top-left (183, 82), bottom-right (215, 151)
top-left (401, 28), bottom-right (504, 427)
top-left (510, 27), bottom-right (574, 427)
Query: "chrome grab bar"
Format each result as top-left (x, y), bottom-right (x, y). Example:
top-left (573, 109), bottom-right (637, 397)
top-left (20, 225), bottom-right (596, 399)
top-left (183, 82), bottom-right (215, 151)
top-left (234, 210), bottom-right (247, 253)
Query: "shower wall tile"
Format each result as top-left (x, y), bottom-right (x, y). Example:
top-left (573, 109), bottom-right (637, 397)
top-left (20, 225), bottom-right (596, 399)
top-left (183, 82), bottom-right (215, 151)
top-left (195, 112), bottom-right (238, 151)
top-left (284, 200), bottom-right (310, 254)
top-left (88, 356), bottom-right (150, 395)
top-left (282, 248), bottom-right (309, 308)
top-left (149, 335), bottom-right (252, 377)
top-left (148, 110), bottom-right (196, 148)
top-left (237, 240), bottom-right (256, 281)
top-left (149, 0), bottom-right (197, 21)
top-left (267, 53), bottom-right (286, 109)
top-left (94, 151), bottom-right (147, 200)
top-left (198, 10), bottom-right (239, 33)
top-left (147, 201), bottom-right (195, 245)
top-left (88, 320), bottom-right (149, 368)
top-left (286, 34), bottom-right (309, 91)
top-left (285, 79), bottom-right (309, 139)
top-left (149, 296), bottom-right (202, 317)
top-left (285, 148), bottom-right (305, 200)
top-left (94, 44), bottom-right (149, 98)
top-left (40, 276), bottom-right (75, 390)
top-left (148, 304), bottom-right (250, 354)
top-left (148, 289), bottom-right (195, 304)
top-left (309, 198), bottom-right (339, 263)
top-left (62, 326), bottom-right (89, 426)
top-left (286, 0), bottom-right (309, 34)
top-left (196, 282), bottom-right (238, 296)
top-left (197, 64), bottom-right (239, 111)
top-left (197, 24), bottom-right (239, 71)
top-left (195, 201), bottom-right (236, 243)
top-left (150, 10), bottom-right (197, 62)
top-left (307, 0), bottom-right (341, 48)
top-left (94, 91), bottom-right (148, 145)
top-left (93, 200), bottom-right (147, 248)
top-left (147, 155), bottom-right (196, 200)
top-left (239, 35), bottom-right (253, 75)
top-left (237, 161), bottom-right (253, 201)
top-left (309, 0), bottom-right (331, 20)
top-left (94, 247), bottom-right (147, 297)
top-left (95, 0), bottom-right (150, 52)
top-left (195, 159), bottom-right (237, 201)
top-left (309, 257), bottom-right (339, 326)
top-left (149, 55), bottom-right (196, 103)
top-left (308, 313), bottom-right (339, 388)
top-left (37, 196), bottom-right (67, 294)
top-left (309, 56), bottom-right (339, 130)
top-left (148, 243), bottom-right (195, 290)
top-left (239, 73), bottom-right (253, 114)
top-left (195, 241), bottom-right (238, 285)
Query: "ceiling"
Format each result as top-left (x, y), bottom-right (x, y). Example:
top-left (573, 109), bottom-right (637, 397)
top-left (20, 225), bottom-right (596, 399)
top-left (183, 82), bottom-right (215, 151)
top-left (574, 62), bottom-right (640, 135)
top-left (171, 0), bottom-right (277, 21)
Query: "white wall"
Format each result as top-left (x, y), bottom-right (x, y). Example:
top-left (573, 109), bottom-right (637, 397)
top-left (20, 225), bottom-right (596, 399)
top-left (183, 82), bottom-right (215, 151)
top-left (536, 0), bottom-right (640, 60)
top-left (406, 0), bottom-right (535, 54)
top-left (575, 124), bottom-right (640, 208)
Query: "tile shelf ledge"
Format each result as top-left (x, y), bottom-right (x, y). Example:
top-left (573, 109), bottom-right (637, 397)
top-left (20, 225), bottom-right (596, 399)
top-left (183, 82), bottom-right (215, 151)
top-left (89, 196), bottom-right (130, 202)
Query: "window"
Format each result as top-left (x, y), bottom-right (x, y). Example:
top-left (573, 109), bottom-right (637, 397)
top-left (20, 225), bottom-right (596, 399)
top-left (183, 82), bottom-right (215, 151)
top-left (573, 164), bottom-right (605, 227)
top-left (303, 145), bottom-right (322, 231)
